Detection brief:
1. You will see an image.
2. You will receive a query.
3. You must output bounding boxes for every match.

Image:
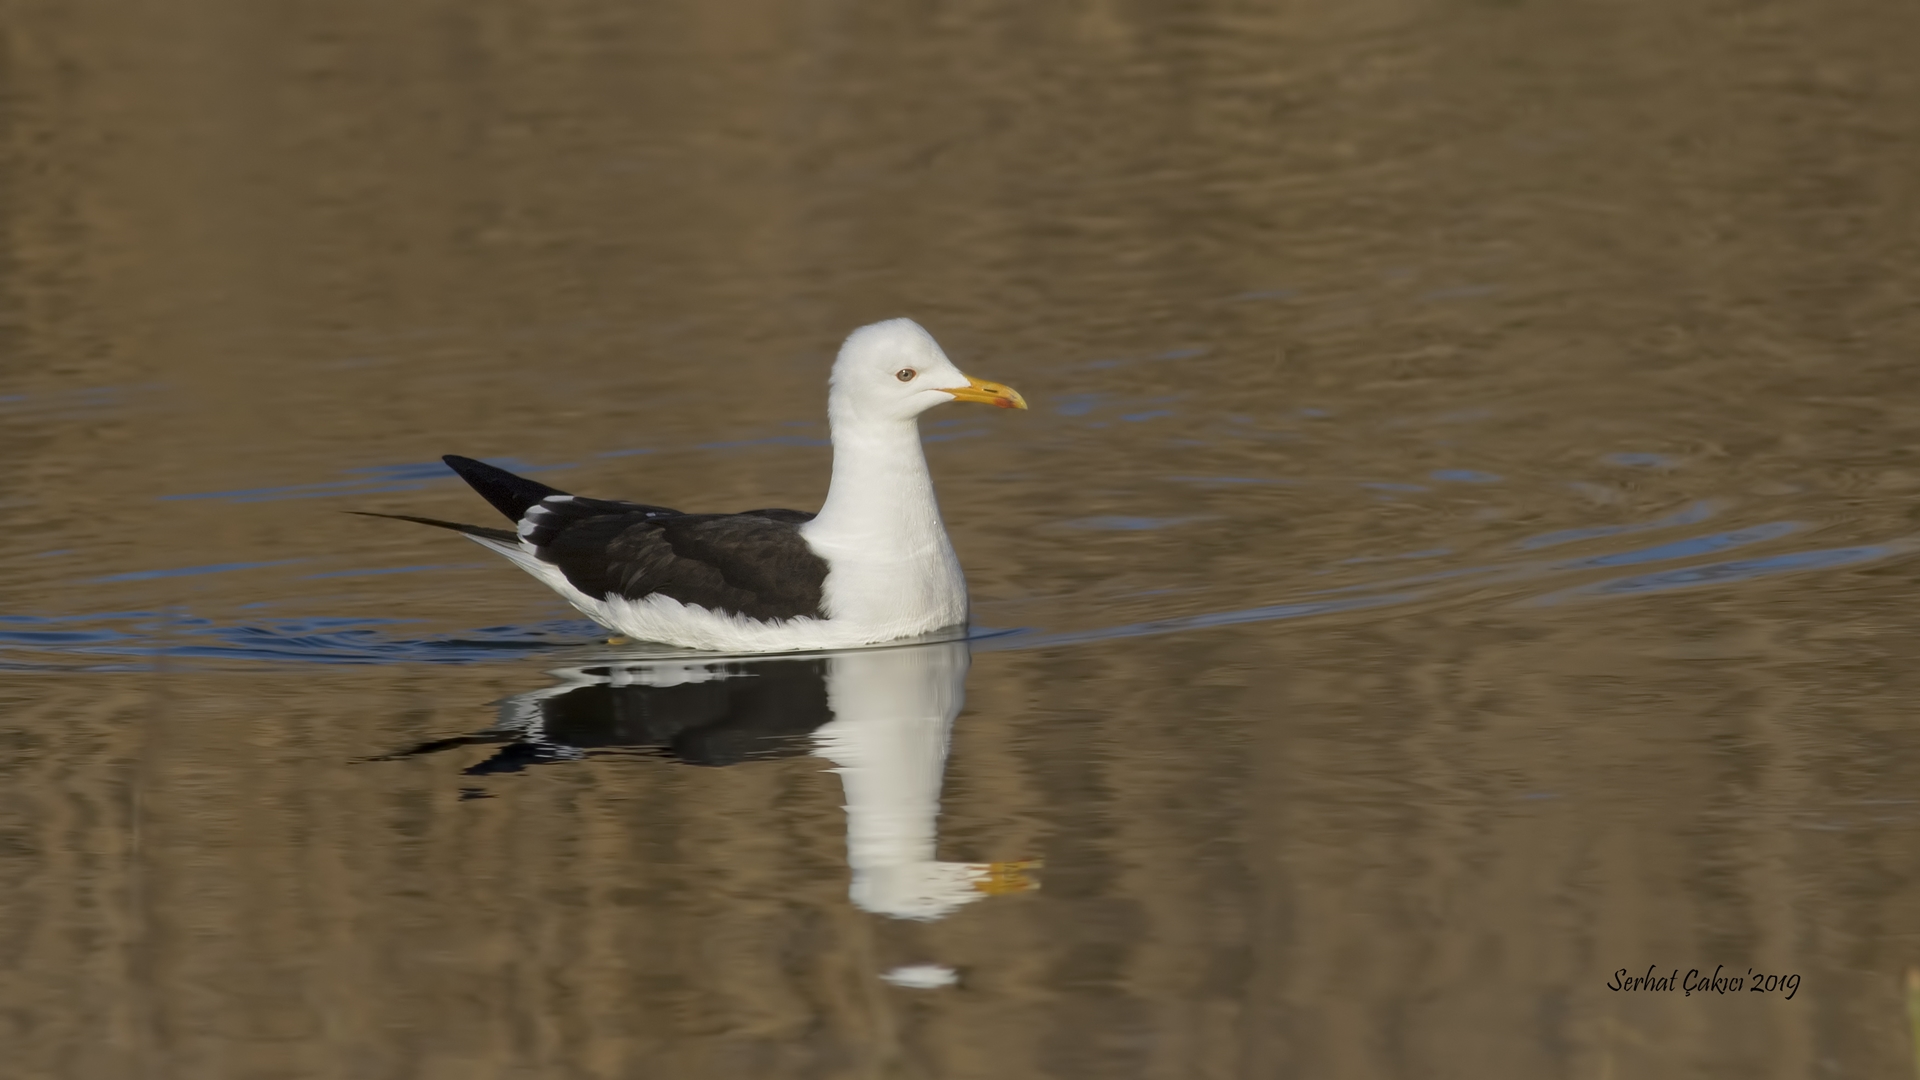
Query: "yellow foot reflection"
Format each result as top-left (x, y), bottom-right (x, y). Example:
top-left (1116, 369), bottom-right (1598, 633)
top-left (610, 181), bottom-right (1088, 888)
top-left (606, 636), bottom-right (630, 645)
top-left (971, 858), bottom-right (1043, 896)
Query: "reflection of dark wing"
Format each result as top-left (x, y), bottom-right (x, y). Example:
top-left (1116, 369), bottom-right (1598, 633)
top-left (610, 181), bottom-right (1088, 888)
top-left (403, 455), bottom-right (829, 620)
top-left (380, 659), bottom-right (832, 774)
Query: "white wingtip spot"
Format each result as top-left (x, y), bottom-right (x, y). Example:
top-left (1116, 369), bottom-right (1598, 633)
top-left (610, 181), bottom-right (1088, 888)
top-left (520, 499), bottom-right (569, 539)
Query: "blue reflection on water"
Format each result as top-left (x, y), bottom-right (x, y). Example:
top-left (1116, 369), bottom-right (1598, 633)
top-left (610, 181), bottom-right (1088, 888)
top-left (303, 564), bottom-right (479, 580)
top-left (1518, 500), bottom-right (1718, 550)
top-left (90, 559), bottom-right (307, 584)
top-left (1053, 393), bottom-right (1106, 417)
top-left (1061, 516), bottom-right (1198, 531)
top-left (973, 593), bottom-right (1417, 651)
top-left (1168, 475), bottom-right (1293, 486)
top-left (1579, 545), bottom-right (1895, 597)
top-left (1363, 482), bottom-right (1429, 493)
top-left (697, 435), bottom-right (830, 451)
top-left (1604, 452), bottom-right (1678, 468)
top-left (0, 612), bottom-right (595, 671)
top-left (1563, 522), bottom-right (1802, 569)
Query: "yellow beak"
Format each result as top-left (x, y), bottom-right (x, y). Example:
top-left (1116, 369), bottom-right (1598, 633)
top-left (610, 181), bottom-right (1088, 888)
top-left (945, 374), bottom-right (1029, 410)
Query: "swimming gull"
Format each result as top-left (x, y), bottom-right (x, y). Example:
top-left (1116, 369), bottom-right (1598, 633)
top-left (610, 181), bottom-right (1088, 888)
top-left (359, 318), bottom-right (1026, 653)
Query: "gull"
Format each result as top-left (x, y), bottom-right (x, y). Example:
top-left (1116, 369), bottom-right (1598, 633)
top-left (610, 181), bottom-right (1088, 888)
top-left (362, 319), bottom-right (1025, 653)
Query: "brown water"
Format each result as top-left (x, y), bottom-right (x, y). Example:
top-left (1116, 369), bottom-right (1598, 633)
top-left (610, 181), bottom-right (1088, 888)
top-left (5, 1), bottom-right (1920, 1076)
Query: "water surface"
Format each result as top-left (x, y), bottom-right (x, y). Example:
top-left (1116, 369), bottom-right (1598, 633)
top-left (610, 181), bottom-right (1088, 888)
top-left (5, 1), bottom-right (1920, 1077)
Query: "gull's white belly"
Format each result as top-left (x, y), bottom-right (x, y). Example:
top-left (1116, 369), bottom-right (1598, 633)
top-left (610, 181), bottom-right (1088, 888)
top-left (474, 535), bottom-right (967, 653)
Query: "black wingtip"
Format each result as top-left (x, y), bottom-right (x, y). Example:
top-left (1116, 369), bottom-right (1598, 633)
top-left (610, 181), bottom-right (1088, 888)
top-left (442, 455), bottom-right (570, 522)
top-left (348, 510), bottom-right (518, 544)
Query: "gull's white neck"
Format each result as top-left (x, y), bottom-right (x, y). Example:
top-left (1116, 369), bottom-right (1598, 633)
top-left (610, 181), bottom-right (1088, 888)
top-left (801, 404), bottom-right (967, 635)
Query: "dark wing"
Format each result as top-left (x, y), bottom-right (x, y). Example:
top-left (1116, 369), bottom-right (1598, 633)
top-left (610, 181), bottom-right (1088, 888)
top-left (374, 456), bottom-right (828, 621)
top-left (442, 455), bottom-right (568, 520)
top-left (525, 499), bottom-right (828, 620)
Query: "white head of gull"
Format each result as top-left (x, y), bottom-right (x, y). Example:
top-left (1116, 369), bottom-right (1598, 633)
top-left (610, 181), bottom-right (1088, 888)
top-left (364, 318), bottom-right (1025, 653)
top-left (799, 319), bottom-right (1026, 650)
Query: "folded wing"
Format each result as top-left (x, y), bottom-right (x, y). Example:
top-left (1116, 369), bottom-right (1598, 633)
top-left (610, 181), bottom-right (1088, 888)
top-left (372, 456), bottom-right (831, 622)
top-left (525, 498), bottom-right (828, 621)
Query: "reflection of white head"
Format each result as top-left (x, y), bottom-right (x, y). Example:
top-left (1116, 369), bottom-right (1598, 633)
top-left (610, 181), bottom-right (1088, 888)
top-left (813, 640), bottom-right (1016, 921)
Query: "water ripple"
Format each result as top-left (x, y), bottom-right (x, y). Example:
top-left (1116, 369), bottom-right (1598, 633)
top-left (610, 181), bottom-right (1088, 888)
top-left (1534, 542), bottom-right (1914, 605)
top-left (1517, 500), bottom-right (1719, 550)
top-left (5, 527), bottom-right (1913, 670)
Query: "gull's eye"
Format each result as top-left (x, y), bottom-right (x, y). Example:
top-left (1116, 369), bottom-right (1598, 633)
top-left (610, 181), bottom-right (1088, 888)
top-left (896, 368), bottom-right (917, 382)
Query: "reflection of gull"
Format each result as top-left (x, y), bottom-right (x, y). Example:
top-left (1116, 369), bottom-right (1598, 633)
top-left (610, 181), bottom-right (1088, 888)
top-left (391, 658), bottom-right (831, 772)
top-left (814, 641), bottom-right (1035, 920)
top-left (379, 640), bottom-right (1035, 920)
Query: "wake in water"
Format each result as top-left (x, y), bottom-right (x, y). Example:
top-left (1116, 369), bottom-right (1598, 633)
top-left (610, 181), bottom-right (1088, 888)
top-left (3, 518), bottom-right (1914, 670)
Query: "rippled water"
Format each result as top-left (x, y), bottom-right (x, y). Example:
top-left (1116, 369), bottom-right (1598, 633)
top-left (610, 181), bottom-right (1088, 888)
top-left (6, 1), bottom-right (1920, 1077)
